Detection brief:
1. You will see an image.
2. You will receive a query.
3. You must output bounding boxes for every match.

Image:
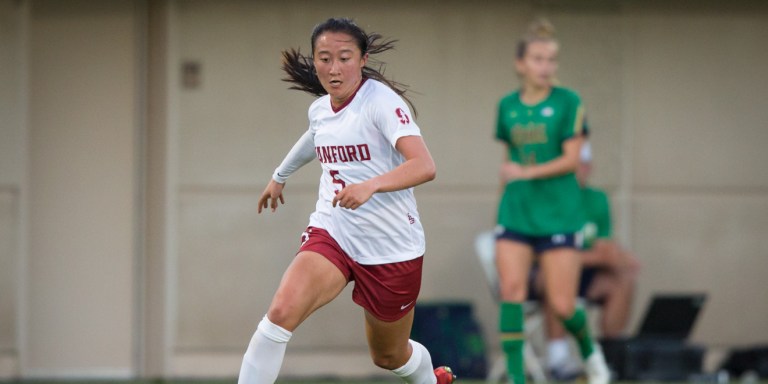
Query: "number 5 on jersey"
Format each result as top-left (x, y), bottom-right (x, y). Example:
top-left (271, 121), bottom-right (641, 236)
top-left (329, 169), bottom-right (346, 194)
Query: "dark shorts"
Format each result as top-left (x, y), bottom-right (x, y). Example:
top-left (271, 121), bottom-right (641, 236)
top-left (298, 226), bottom-right (423, 322)
top-left (495, 226), bottom-right (583, 254)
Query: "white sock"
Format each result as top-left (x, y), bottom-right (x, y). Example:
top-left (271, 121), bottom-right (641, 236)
top-left (238, 315), bottom-right (293, 384)
top-left (547, 338), bottom-right (570, 369)
top-left (391, 340), bottom-right (437, 384)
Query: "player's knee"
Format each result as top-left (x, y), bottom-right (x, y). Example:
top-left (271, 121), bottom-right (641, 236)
top-left (548, 296), bottom-right (576, 319)
top-left (265, 305), bottom-right (296, 331)
top-left (499, 280), bottom-right (528, 302)
top-left (370, 351), bottom-right (402, 370)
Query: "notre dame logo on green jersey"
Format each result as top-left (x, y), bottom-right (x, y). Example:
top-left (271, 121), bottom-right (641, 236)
top-left (512, 122), bottom-right (548, 146)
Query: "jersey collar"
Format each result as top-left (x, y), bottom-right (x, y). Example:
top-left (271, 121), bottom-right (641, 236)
top-left (331, 77), bottom-right (368, 113)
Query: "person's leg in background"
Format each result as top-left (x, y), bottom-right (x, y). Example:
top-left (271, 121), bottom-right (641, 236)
top-left (541, 266), bottom-right (597, 379)
top-left (540, 248), bottom-right (609, 384)
top-left (587, 266), bottom-right (637, 338)
top-left (543, 303), bottom-right (583, 380)
top-left (496, 239), bottom-right (535, 384)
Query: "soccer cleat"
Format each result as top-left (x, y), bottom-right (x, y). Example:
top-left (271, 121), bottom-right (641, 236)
top-left (434, 366), bottom-right (456, 384)
top-left (585, 344), bottom-right (611, 384)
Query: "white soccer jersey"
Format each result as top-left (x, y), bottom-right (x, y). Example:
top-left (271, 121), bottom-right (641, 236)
top-left (306, 79), bottom-right (426, 265)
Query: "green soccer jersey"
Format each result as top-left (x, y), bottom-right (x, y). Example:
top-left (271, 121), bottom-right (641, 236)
top-left (495, 86), bottom-right (585, 236)
top-left (580, 186), bottom-right (612, 250)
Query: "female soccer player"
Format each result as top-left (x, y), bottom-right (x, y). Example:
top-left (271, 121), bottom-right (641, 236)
top-left (493, 19), bottom-right (610, 384)
top-left (237, 18), bottom-right (454, 384)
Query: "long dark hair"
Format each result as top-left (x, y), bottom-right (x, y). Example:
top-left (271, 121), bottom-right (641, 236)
top-left (281, 17), bottom-right (416, 114)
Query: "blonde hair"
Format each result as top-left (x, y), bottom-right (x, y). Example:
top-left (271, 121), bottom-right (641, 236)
top-left (516, 18), bottom-right (557, 59)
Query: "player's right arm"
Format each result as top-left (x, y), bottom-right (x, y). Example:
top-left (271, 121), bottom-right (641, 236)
top-left (259, 130), bottom-right (315, 213)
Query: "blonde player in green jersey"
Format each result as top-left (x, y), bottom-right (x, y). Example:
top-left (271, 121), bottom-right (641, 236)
top-left (493, 19), bottom-right (610, 384)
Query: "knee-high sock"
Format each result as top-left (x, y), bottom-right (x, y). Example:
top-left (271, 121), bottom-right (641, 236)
top-left (238, 315), bottom-right (293, 384)
top-left (561, 305), bottom-right (595, 359)
top-left (500, 302), bottom-right (525, 384)
top-left (391, 340), bottom-right (437, 384)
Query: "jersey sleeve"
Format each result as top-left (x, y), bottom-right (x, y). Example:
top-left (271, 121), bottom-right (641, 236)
top-left (495, 98), bottom-right (510, 143)
top-left (559, 89), bottom-right (585, 143)
top-left (272, 129), bottom-right (315, 183)
top-left (370, 89), bottom-right (421, 147)
top-left (595, 189), bottom-right (613, 239)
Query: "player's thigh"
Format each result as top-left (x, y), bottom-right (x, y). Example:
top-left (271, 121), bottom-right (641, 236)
top-left (540, 248), bottom-right (581, 316)
top-left (268, 250), bottom-right (347, 331)
top-left (496, 239), bottom-right (534, 301)
top-left (364, 309), bottom-right (414, 369)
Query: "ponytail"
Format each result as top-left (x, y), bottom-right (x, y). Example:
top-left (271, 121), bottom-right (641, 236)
top-left (281, 48), bottom-right (324, 96)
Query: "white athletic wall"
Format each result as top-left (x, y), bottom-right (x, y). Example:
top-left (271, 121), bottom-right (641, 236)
top-left (0, 0), bottom-right (140, 378)
top-left (0, 0), bottom-right (24, 376)
top-left (0, 0), bottom-right (766, 379)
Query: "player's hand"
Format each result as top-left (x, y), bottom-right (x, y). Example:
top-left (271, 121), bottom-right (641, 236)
top-left (500, 161), bottom-right (528, 182)
top-left (332, 181), bottom-right (375, 210)
top-left (258, 179), bottom-right (285, 213)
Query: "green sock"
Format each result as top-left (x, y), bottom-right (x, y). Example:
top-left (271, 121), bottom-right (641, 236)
top-left (561, 305), bottom-right (595, 359)
top-left (500, 302), bottom-right (525, 384)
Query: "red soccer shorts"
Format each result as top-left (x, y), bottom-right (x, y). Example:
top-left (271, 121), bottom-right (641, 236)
top-left (298, 226), bottom-right (423, 322)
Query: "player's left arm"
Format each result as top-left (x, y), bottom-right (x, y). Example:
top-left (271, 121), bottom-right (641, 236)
top-left (332, 135), bottom-right (436, 209)
top-left (375, 135), bottom-right (437, 191)
top-left (514, 135), bottom-right (582, 180)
